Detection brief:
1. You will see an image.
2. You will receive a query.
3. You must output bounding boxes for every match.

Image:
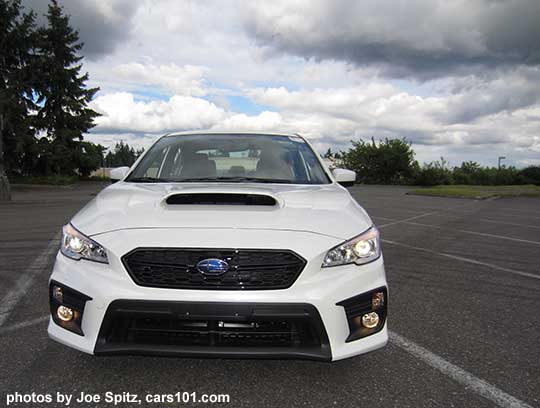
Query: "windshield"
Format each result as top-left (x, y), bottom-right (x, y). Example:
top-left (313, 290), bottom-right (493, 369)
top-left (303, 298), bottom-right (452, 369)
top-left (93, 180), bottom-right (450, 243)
top-left (126, 134), bottom-right (331, 184)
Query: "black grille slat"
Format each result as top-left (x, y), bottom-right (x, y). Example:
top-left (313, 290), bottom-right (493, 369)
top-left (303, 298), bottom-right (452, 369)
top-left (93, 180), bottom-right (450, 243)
top-left (122, 248), bottom-right (306, 290)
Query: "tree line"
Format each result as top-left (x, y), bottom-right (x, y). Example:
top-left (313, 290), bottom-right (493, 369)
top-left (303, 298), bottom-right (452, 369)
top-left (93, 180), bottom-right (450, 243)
top-left (1, 0), bottom-right (101, 177)
top-left (1, 0), bottom-right (537, 199)
top-left (326, 138), bottom-right (540, 186)
top-left (1, 0), bottom-right (146, 197)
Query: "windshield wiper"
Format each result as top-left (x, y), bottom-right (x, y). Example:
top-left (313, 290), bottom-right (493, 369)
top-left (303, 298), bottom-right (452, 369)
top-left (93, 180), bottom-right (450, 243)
top-left (126, 177), bottom-right (173, 183)
top-left (177, 177), bottom-right (293, 184)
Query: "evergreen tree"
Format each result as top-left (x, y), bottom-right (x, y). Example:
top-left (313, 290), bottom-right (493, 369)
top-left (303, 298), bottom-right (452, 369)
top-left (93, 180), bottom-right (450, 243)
top-left (104, 141), bottom-right (144, 167)
top-left (323, 148), bottom-right (333, 159)
top-left (0, 0), bottom-right (38, 199)
top-left (34, 0), bottom-right (100, 175)
top-left (77, 141), bottom-right (106, 177)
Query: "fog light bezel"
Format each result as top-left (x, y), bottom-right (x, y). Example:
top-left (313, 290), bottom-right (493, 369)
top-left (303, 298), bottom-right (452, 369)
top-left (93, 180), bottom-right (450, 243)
top-left (49, 281), bottom-right (92, 336)
top-left (336, 286), bottom-right (388, 343)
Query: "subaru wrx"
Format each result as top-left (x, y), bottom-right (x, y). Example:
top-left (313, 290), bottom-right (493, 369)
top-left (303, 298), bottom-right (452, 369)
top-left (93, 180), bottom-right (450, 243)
top-left (48, 132), bottom-right (388, 361)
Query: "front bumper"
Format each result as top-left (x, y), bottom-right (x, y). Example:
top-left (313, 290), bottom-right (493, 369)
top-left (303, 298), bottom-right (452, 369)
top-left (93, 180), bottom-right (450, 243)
top-left (48, 228), bottom-right (388, 361)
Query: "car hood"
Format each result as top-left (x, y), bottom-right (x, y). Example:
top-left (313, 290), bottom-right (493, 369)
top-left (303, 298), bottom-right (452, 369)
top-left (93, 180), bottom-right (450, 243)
top-left (71, 182), bottom-right (372, 240)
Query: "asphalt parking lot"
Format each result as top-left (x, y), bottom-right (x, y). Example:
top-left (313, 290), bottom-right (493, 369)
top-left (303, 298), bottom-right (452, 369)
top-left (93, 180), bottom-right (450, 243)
top-left (0, 183), bottom-right (539, 407)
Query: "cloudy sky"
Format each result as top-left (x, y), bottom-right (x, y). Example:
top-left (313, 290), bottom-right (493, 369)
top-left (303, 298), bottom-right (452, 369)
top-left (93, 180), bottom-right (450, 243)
top-left (24, 0), bottom-right (540, 167)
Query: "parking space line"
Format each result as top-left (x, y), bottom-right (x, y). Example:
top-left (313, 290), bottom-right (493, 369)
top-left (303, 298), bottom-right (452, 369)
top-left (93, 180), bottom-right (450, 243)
top-left (363, 206), bottom-right (432, 215)
top-left (461, 211), bottom-right (540, 221)
top-left (0, 315), bottom-right (48, 336)
top-left (377, 201), bottom-right (483, 229)
top-left (378, 212), bottom-right (438, 228)
top-left (371, 215), bottom-right (396, 221)
top-left (382, 239), bottom-right (540, 280)
top-left (482, 206), bottom-right (540, 217)
top-left (399, 221), bottom-right (540, 245)
top-left (375, 213), bottom-right (540, 231)
top-left (480, 219), bottom-right (540, 230)
top-left (389, 331), bottom-right (533, 408)
top-left (0, 234), bottom-right (59, 327)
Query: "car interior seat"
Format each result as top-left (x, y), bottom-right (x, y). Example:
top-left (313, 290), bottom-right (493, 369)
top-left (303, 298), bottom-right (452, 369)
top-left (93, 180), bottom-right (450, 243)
top-left (180, 152), bottom-right (217, 178)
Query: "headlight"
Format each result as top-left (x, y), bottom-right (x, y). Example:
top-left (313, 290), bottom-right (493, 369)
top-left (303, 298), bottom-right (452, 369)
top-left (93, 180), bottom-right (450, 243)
top-left (61, 224), bottom-right (108, 263)
top-left (322, 227), bottom-right (380, 267)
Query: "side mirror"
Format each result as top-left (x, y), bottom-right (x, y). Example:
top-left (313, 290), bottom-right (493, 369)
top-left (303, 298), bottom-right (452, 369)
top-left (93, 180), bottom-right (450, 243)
top-left (110, 166), bottom-right (130, 182)
top-left (332, 168), bottom-right (356, 187)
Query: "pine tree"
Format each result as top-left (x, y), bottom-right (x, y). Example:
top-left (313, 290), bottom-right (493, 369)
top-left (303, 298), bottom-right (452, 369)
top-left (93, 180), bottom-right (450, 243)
top-left (323, 148), bottom-right (333, 159)
top-left (0, 0), bottom-right (38, 200)
top-left (104, 141), bottom-right (144, 167)
top-left (34, 0), bottom-right (100, 175)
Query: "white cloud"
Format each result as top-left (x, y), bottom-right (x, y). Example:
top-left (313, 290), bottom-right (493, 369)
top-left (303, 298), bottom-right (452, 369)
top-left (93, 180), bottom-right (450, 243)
top-left (91, 92), bottom-right (226, 133)
top-left (87, 77), bottom-right (540, 168)
top-left (217, 111), bottom-right (284, 131)
top-left (243, 0), bottom-right (540, 79)
top-left (49, 0), bottom-right (540, 168)
top-left (114, 63), bottom-right (209, 96)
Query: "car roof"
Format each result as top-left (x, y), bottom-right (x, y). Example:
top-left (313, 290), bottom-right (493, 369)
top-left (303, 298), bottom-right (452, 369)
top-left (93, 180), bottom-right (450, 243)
top-left (164, 130), bottom-right (304, 139)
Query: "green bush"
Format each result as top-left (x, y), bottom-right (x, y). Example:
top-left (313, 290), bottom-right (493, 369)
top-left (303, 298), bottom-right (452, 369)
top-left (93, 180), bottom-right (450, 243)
top-left (339, 138), bottom-right (416, 184)
top-left (519, 166), bottom-right (540, 185)
top-left (10, 175), bottom-right (78, 185)
top-left (336, 137), bottom-right (538, 186)
top-left (412, 158), bottom-right (453, 186)
top-left (450, 162), bottom-right (522, 185)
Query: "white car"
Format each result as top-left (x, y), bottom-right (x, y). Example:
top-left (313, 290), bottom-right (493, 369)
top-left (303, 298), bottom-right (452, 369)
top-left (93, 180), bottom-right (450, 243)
top-left (48, 132), bottom-right (388, 361)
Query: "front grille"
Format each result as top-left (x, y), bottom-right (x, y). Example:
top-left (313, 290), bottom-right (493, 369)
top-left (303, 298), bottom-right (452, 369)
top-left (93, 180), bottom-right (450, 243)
top-left (122, 248), bottom-right (306, 290)
top-left (95, 300), bottom-right (331, 360)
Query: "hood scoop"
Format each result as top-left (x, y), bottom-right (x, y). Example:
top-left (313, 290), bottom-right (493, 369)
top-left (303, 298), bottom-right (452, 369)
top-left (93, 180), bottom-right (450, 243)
top-left (165, 193), bottom-right (277, 206)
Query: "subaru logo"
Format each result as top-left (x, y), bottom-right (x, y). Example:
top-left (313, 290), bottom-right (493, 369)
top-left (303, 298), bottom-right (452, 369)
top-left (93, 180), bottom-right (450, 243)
top-left (196, 258), bottom-right (229, 275)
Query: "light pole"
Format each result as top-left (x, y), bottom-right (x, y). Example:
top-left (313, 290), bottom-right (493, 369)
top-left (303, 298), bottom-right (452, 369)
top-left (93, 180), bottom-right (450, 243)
top-left (498, 156), bottom-right (506, 170)
top-left (0, 113), bottom-right (11, 201)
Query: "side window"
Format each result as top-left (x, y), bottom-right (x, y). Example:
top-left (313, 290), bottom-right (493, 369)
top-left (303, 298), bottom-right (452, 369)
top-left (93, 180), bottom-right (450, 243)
top-left (142, 147), bottom-right (168, 178)
top-left (300, 145), bottom-right (327, 183)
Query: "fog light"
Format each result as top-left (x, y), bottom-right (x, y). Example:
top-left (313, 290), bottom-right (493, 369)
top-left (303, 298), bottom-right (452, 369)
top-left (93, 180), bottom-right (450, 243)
top-left (52, 286), bottom-right (63, 303)
top-left (372, 291), bottom-right (385, 309)
top-left (57, 306), bottom-right (74, 322)
top-left (361, 312), bottom-right (379, 329)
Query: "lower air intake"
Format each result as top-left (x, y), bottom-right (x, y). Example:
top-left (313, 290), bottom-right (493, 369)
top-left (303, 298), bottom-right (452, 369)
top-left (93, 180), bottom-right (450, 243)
top-left (95, 300), bottom-right (331, 361)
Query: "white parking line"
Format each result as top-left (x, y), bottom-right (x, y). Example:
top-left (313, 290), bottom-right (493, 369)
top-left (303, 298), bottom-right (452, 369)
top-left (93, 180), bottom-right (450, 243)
top-left (382, 239), bottom-right (540, 280)
top-left (377, 201), bottom-right (483, 229)
top-left (371, 216), bottom-right (399, 223)
top-left (480, 219), bottom-right (540, 230)
top-left (0, 234), bottom-right (59, 327)
top-left (389, 331), bottom-right (533, 408)
top-left (483, 206), bottom-right (540, 217)
top-left (378, 212), bottom-right (438, 228)
top-left (374, 214), bottom-right (540, 231)
top-left (399, 221), bottom-right (540, 245)
top-left (0, 315), bottom-right (48, 336)
top-left (459, 211), bottom-right (540, 221)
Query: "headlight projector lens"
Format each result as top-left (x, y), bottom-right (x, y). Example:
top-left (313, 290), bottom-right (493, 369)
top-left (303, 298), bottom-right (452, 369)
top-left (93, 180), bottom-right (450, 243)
top-left (68, 236), bottom-right (84, 253)
top-left (353, 240), bottom-right (372, 257)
